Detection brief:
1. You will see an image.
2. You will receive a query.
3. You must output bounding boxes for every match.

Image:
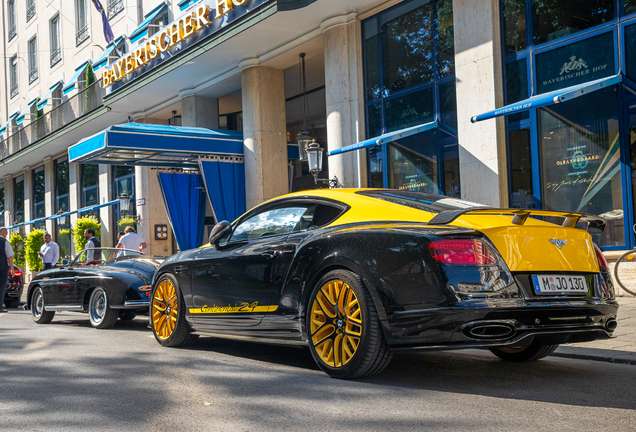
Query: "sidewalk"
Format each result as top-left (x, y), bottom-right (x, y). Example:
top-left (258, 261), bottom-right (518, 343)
top-left (553, 297), bottom-right (636, 365)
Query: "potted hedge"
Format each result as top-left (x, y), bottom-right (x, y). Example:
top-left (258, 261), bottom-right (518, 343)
top-left (73, 216), bottom-right (101, 252)
top-left (9, 232), bottom-right (25, 269)
top-left (25, 229), bottom-right (46, 272)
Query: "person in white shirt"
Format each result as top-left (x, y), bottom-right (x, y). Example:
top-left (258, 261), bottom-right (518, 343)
top-left (117, 226), bottom-right (147, 253)
top-left (38, 233), bottom-right (60, 270)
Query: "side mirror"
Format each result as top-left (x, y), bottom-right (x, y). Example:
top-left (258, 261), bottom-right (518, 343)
top-left (209, 221), bottom-right (232, 248)
top-left (61, 258), bottom-right (70, 266)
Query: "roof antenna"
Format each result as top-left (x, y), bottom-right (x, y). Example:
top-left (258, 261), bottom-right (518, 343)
top-left (128, 115), bottom-right (131, 123)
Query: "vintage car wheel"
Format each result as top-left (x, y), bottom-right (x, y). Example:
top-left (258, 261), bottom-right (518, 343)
top-left (307, 270), bottom-right (393, 379)
top-left (31, 287), bottom-right (55, 324)
top-left (489, 341), bottom-right (559, 362)
top-left (88, 288), bottom-right (119, 329)
top-left (151, 274), bottom-right (198, 347)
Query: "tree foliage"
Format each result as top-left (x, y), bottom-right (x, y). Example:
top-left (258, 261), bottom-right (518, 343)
top-left (9, 233), bottom-right (25, 268)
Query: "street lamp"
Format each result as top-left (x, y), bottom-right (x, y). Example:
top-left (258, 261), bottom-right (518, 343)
top-left (119, 193), bottom-right (131, 214)
top-left (305, 142), bottom-right (340, 188)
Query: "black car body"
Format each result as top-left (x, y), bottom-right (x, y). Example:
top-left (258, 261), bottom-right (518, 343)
top-left (149, 189), bottom-right (619, 379)
top-left (4, 267), bottom-right (24, 308)
top-left (27, 248), bottom-right (163, 328)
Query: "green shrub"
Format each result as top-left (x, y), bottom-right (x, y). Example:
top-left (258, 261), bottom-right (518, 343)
top-left (25, 229), bottom-right (46, 272)
top-left (9, 233), bottom-right (25, 268)
top-left (118, 216), bottom-right (137, 233)
top-left (85, 63), bottom-right (96, 111)
top-left (73, 216), bottom-right (101, 252)
top-left (59, 228), bottom-right (71, 261)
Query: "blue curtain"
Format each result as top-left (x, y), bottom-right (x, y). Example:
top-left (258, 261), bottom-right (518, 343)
top-left (199, 160), bottom-right (246, 223)
top-left (157, 173), bottom-right (206, 250)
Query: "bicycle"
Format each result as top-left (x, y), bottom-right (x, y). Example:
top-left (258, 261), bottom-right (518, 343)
top-left (613, 224), bottom-right (636, 296)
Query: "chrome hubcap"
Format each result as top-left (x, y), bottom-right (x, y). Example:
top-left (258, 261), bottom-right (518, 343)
top-left (34, 293), bottom-right (43, 318)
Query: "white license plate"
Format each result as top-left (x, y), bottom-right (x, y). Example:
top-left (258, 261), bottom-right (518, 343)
top-left (531, 274), bottom-right (588, 295)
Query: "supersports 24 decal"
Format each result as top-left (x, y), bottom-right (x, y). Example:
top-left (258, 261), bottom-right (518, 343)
top-left (189, 302), bottom-right (278, 314)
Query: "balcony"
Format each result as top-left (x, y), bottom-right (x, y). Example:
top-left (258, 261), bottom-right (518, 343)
top-left (107, 0), bottom-right (124, 19)
top-left (76, 25), bottom-right (89, 46)
top-left (8, 25), bottom-right (16, 42)
top-left (10, 83), bottom-right (18, 99)
top-left (28, 67), bottom-right (38, 84)
top-left (50, 48), bottom-right (62, 67)
top-left (26, 3), bottom-right (36, 21)
top-left (0, 82), bottom-right (105, 160)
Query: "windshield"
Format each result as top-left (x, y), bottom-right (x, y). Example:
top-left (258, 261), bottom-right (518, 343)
top-left (72, 248), bottom-right (143, 266)
top-left (356, 190), bottom-right (487, 214)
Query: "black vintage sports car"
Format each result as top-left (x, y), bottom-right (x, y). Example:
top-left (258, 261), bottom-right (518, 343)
top-left (26, 248), bottom-right (163, 328)
top-left (149, 189), bottom-right (618, 379)
top-left (3, 267), bottom-right (24, 308)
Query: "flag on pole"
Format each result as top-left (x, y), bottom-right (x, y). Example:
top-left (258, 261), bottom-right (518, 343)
top-left (91, 0), bottom-right (114, 44)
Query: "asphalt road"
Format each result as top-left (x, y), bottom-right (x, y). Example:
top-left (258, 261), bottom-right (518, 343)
top-left (1, 309), bottom-right (635, 432)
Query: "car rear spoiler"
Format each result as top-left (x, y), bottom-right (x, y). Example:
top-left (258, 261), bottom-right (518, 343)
top-left (427, 208), bottom-right (606, 234)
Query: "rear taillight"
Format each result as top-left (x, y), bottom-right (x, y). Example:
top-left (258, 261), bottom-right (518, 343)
top-left (12, 269), bottom-right (22, 277)
top-left (427, 239), bottom-right (497, 266)
top-left (593, 243), bottom-right (608, 269)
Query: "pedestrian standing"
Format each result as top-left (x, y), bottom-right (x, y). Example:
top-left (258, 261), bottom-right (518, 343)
top-left (84, 229), bottom-right (101, 261)
top-left (38, 233), bottom-right (60, 270)
top-left (117, 226), bottom-right (147, 252)
top-left (0, 228), bottom-right (16, 313)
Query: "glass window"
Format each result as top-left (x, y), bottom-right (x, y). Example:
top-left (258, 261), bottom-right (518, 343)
top-left (9, 56), bottom-right (18, 97)
top-left (76, 0), bottom-right (87, 29)
top-left (367, 147), bottom-right (384, 188)
top-left (505, 59), bottom-right (529, 122)
top-left (538, 87), bottom-right (623, 247)
top-left (388, 130), bottom-right (438, 193)
top-left (55, 157), bottom-right (69, 213)
top-left (381, 0), bottom-right (433, 93)
top-left (508, 129), bottom-right (534, 209)
top-left (442, 142), bottom-right (460, 197)
top-left (81, 164), bottom-right (99, 208)
top-left (626, 0), bottom-right (636, 15)
top-left (534, 32), bottom-right (615, 95)
top-left (363, 19), bottom-right (381, 101)
top-left (384, 87), bottom-right (434, 133)
top-left (367, 104), bottom-right (382, 138)
top-left (50, 15), bottom-right (61, 67)
top-left (28, 37), bottom-right (38, 82)
top-left (33, 166), bottom-right (45, 229)
top-left (436, 0), bottom-right (454, 77)
top-left (439, 81), bottom-right (457, 130)
top-left (231, 207), bottom-right (307, 242)
top-left (532, 0), bottom-right (614, 45)
top-left (14, 175), bottom-right (24, 224)
top-left (0, 184), bottom-right (4, 228)
top-left (625, 23), bottom-right (636, 82)
top-left (8, 0), bottom-right (16, 38)
top-left (502, 0), bottom-right (526, 54)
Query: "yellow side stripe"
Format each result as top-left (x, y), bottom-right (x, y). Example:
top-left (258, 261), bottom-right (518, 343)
top-left (189, 303), bottom-right (278, 314)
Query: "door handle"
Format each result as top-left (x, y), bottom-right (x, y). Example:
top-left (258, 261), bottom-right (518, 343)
top-left (261, 250), bottom-right (281, 259)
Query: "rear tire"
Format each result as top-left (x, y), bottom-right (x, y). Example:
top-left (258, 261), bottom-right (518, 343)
top-left (31, 287), bottom-right (55, 324)
top-left (306, 270), bottom-right (393, 379)
top-left (88, 288), bottom-right (119, 329)
top-left (489, 341), bottom-right (559, 362)
top-left (151, 274), bottom-right (198, 347)
top-left (5, 298), bottom-right (20, 308)
top-left (613, 250), bottom-right (636, 296)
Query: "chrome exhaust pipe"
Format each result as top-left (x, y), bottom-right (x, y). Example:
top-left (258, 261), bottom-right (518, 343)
top-left (463, 322), bottom-right (516, 339)
top-left (606, 319), bottom-right (617, 332)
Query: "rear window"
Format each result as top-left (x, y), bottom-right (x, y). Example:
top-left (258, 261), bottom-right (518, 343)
top-left (356, 190), bottom-right (487, 214)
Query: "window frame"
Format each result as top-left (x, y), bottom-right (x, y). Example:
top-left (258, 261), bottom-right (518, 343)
top-left (50, 15), bottom-right (62, 67)
top-left (27, 36), bottom-right (38, 84)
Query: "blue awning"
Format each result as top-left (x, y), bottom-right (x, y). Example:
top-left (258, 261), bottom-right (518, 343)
top-left (36, 82), bottom-right (64, 110)
top-left (0, 112), bottom-right (19, 135)
top-left (130, 4), bottom-right (168, 44)
top-left (177, 0), bottom-right (200, 11)
top-left (68, 123), bottom-right (245, 168)
top-left (24, 217), bottom-right (48, 226)
top-left (471, 74), bottom-right (623, 123)
top-left (62, 62), bottom-right (90, 96)
top-left (327, 121), bottom-right (440, 157)
top-left (93, 37), bottom-right (124, 72)
top-left (16, 98), bottom-right (40, 125)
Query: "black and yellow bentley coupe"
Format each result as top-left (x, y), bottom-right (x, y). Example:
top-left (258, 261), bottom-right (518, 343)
top-left (27, 248), bottom-right (161, 329)
top-left (150, 189), bottom-right (618, 379)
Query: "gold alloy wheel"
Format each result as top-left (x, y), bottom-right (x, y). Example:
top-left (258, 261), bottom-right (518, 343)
top-left (310, 279), bottom-right (362, 367)
top-left (152, 280), bottom-right (179, 339)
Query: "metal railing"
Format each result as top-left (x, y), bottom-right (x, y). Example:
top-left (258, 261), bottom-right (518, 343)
top-left (76, 25), bottom-right (90, 46)
top-left (10, 83), bottom-right (18, 99)
top-left (50, 48), bottom-right (62, 67)
top-left (26, 2), bottom-right (36, 21)
top-left (107, 0), bottom-right (124, 19)
top-left (28, 67), bottom-right (38, 84)
top-left (8, 25), bottom-right (16, 42)
top-left (0, 82), bottom-right (105, 161)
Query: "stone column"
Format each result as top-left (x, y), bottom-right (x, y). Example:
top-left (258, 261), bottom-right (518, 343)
top-left (4, 175), bottom-right (13, 228)
top-left (322, 15), bottom-right (367, 188)
top-left (135, 166), bottom-right (172, 255)
top-left (68, 162), bottom-right (81, 254)
top-left (43, 157), bottom-right (55, 235)
top-left (181, 95), bottom-right (220, 129)
top-left (453, 0), bottom-right (507, 207)
top-left (98, 164), bottom-right (112, 247)
top-left (23, 167), bottom-right (32, 235)
top-left (240, 64), bottom-right (288, 209)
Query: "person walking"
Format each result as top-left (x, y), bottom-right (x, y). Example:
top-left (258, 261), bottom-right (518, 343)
top-left (38, 233), bottom-right (60, 270)
top-left (84, 229), bottom-right (101, 261)
top-left (117, 226), bottom-right (147, 252)
top-left (0, 228), bottom-right (16, 313)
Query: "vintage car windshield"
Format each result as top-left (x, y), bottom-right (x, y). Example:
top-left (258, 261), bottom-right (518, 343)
top-left (357, 190), bottom-right (487, 214)
top-left (72, 248), bottom-right (143, 266)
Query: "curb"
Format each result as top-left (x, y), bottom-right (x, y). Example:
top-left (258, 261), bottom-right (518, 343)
top-left (551, 351), bottom-right (636, 366)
